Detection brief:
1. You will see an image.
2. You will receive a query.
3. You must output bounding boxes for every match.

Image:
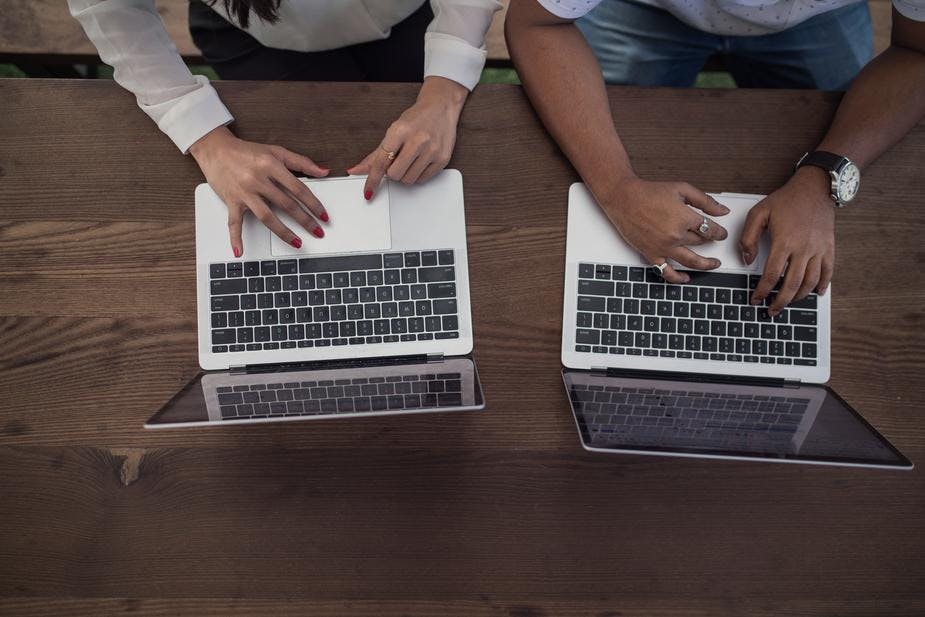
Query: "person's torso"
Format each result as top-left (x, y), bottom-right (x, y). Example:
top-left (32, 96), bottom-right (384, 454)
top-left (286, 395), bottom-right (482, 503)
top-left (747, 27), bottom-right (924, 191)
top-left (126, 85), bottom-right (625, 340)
top-left (631, 0), bottom-right (862, 35)
top-left (208, 0), bottom-right (426, 51)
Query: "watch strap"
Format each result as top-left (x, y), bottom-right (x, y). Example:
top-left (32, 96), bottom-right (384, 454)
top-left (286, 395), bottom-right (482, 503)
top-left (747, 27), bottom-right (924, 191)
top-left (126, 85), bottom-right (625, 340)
top-left (796, 150), bottom-right (846, 173)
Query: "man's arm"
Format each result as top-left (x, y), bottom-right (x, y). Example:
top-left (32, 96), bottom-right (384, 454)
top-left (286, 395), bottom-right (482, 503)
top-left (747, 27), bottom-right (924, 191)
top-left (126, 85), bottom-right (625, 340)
top-left (505, 0), bottom-right (730, 283)
top-left (742, 10), bottom-right (925, 314)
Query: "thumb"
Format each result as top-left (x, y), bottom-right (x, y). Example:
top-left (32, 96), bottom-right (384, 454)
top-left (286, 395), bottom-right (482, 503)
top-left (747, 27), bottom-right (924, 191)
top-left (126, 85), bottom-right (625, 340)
top-left (739, 203), bottom-right (768, 266)
top-left (270, 146), bottom-right (329, 178)
top-left (679, 183), bottom-right (729, 217)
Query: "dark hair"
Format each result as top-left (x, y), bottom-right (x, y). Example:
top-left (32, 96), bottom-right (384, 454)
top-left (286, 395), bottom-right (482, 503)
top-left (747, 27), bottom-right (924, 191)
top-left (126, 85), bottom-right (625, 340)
top-left (209, 0), bottom-right (282, 29)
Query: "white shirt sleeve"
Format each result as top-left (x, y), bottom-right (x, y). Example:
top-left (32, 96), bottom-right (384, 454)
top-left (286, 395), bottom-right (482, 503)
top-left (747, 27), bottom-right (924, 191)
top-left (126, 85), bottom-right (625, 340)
top-left (424, 0), bottom-right (503, 91)
top-left (893, 0), bottom-right (925, 21)
top-left (535, 0), bottom-right (603, 19)
top-left (68, 0), bottom-right (233, 153)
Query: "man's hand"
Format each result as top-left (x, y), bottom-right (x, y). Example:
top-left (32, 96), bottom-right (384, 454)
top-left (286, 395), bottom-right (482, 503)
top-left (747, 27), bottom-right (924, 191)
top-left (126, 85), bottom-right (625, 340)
top-left (190, 126), bottom-right (330, 257)
top-left (740, 166), bottom-right (835, 315)
top-left (347, 76), bottom-right (467, 199)
top-left (602, 177), bottom-right (730, 283)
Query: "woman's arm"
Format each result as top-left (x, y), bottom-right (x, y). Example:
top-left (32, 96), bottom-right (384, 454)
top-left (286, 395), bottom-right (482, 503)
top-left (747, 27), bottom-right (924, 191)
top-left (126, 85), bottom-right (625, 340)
top-left (348, 0), bottom-right (502, 198)
top-left (68, 0), bottom-right (332, 257)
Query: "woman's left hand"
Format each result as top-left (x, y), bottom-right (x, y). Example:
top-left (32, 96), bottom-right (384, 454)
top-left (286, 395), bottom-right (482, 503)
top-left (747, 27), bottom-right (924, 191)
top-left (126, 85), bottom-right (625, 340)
top-left (347, 76), bottom-right (468, 199)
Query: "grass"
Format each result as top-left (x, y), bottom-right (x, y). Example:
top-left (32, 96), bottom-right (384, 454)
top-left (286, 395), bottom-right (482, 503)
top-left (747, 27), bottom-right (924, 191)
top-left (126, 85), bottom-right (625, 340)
top-left (3, 63), bottom-right (735, 88)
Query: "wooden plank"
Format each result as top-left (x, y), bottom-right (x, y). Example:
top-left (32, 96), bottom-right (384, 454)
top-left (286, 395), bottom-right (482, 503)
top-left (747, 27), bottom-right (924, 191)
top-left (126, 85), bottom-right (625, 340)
top-left (0, 79), bottom-right (924, 615)
top-left (0, 0), bottom-right (201, 62)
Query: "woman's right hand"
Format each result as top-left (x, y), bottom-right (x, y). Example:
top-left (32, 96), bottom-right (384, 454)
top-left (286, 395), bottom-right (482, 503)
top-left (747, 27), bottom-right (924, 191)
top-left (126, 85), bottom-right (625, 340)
top-left (189, 126), bottom-right (331, 257)
top-left (600, 177), bottom-right (730, 283)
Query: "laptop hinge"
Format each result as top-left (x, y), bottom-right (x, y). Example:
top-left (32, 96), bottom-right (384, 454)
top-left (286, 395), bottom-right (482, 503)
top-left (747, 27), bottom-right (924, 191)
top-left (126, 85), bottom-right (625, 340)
top-left (230, 353), bottom-right (438, 375)
top-left (601, 366), bottom-right (795, 388)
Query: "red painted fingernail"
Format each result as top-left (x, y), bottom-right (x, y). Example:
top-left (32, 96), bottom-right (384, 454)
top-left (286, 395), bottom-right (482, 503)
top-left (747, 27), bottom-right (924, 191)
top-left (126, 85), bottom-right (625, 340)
top-left (320, 212), bottom-right (329, 222)
top-left (233, 247), bottom-right (241, 258)
top-left (364, 190), bottom-right (373, 201)
top-left (312, 227), bottom-right (324, 238)
top-left (291, 237), bottom-right (302, 248)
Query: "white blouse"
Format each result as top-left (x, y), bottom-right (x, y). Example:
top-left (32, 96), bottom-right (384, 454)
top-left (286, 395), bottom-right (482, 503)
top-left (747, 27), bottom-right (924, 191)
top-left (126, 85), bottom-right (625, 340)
top-left (68, 0), bottom-right (501, 153)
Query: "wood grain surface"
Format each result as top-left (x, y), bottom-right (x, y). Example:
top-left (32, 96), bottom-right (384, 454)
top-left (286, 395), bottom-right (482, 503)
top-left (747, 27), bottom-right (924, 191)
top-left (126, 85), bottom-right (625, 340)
top-left (0, 79), bottom-right (923, 616)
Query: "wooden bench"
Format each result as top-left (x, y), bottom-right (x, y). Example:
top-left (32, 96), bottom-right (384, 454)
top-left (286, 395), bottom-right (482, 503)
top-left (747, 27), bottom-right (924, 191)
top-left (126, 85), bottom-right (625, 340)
top-left (0, 0), bottom-right (893, 73)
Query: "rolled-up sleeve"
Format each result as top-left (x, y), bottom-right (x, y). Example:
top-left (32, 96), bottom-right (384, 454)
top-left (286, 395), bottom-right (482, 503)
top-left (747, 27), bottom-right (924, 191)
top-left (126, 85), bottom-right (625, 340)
top-left (68, 0), bottom-right (233, 153)
top-left (425, 0), bottom-right (502, 90)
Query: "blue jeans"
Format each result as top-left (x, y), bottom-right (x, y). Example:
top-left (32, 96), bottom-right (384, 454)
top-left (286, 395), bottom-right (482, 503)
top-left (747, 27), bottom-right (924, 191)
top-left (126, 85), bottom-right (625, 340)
top-left (576, 0), bottom-right (873, 89)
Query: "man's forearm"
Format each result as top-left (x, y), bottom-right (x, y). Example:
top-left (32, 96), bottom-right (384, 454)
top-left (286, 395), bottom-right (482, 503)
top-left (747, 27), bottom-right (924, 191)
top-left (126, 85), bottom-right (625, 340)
top-left (815, 34), bottom-right (925, 169)
top-left (506, 16), bottom-right (635, 204)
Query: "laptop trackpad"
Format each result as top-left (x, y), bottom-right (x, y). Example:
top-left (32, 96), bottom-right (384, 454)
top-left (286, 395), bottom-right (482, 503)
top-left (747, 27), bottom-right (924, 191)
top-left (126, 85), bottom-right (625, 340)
top-left (270, 177), bottom-right (391, 256)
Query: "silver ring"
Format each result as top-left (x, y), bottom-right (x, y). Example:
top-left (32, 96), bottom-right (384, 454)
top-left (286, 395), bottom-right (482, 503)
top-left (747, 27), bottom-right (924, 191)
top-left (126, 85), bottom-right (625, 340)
top-left (651, 262), bottom-right (668, 278)
top-left (697, 217), bottom-right (711, 236)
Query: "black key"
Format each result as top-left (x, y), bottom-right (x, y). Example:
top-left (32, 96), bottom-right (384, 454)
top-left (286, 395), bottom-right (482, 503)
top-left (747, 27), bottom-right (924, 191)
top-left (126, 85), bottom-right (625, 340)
top-left (745, 323), bottom-right (759, 338)
top-left (579, 280), bottom-right (614, 296)
top-left (606, 298), bottom-right (622, 313)
top-left (339, 321), bottom-right (357, 337)
top-left (408, 317), bottom-right (425, 333)
top-left (245, 311), bottom-right (261, 326)
top-left (707, 304), bottom-right (722, 320)
top-left (627, 315), bottom-right (643, 331)
top-left (680, 271), bottom-right (748, 289)
top-left (736, 339), bottom-right (751, 354)
top-left (399, 301), bottom-right (415, 317)
top-left (299, 254), bottom-right (383, 273)
top-left (326, 289), bottom-right (343, 305)
top-left (211, 295), bottom-right (239, 311)
top-left (428, 283), bottom-right (456, 298)
top-left (384, 270), bottom-right (401, 285)
top-left (615, 282), bottom-right (632, 297)
top-left (411, 284), bottom-right (427, 300)
top-left (210, 263), bottom-right (226, 279)
top-left (669, 334), bottom-right (684, 350)
top-left (421, 251), bottom-right (438, 267)
top-left (691, 303), bottom-right (706, 319)
top-left (611, 315), bottom-right (627, 330)
top-left (348, 304), bottom-right (363, 320)
top-left (306, 290), bottom-right (324, 306)
top-left (228, 312), bottom-right (245, 327)
top-left (790, 310), bottom-right (817, 325)
top-left (769, 341), bottom-right (784, 356)
top-left (786, 342), bottom-right (800, 357)
top-left (384, 253), bottom-right (403, 269)
top-left (257, 293), bottom-right (274, 309)
top-left (602, 330), bottom-right (617, 346)
top-left (635, 332), bottom-right (651, 348)
top-left (442, 315), bottom-right (459, 331)
top-left (802, 343), bottom-right (818, 358)
top-left (212, 346), bottom-right (229, 354)
top-left (292, 291), bottom-right (308, 307)
top-left (620, 332), bottom-right (635, 347)
top-left (241, 294), bottom-right (257, 310)
top-left (282, 275), bottom-right (298, 291)
top-left (226, 263), bottom-right (243, 277)
top-left (698, 288), bottom-right (715, 303)
top-left (673, 303), bottom-right (690, 318)
top-left (248, 278), bottom-right (265, 293)
top-left (576, 329), bottom-right (599, 345)
top-left (333, 272), bottom-right (350, 288)
top-left (376, 287), bottom-right (393, 303)
top-left (306, 324), bottom-right (322, 339)
top-left (358, 287), bottom-right (376, 303)
top-left (694, 320), bottom-right (709, 335)
top-left (438, 250), bottom-right (454, 265)
top-left (298, 274), bottom-right (316, 290)
top-left (723, 306), bottom-right (739, 321)
top-left (657, 301), bottom-right (672, 317)
top-left (330, 305), bottom-right (347, 321)
top-left (578, 263), bottom-right (594, 279)
top-left (425, 316), bottom-right (442, 332)
top-left (611, 266), bottom-right (628, 281)
top-left (404, 252), bottom-right (421, 267)
top-left (740, 306), bottom-right (756, 321)
top-left (270, 325), bottom-right (287, 341)
top-left (652, 333), bottom-right (667, 349)
top-left (390, 286), bottom-right (408, 301)
top-left (261, 309), bottom-right (279, 325)
top-left (665, 285), bottom-right (682, 301)
top-left (212, 329), bottom-right (236, 345)
top-left (678, 319), bottom-right (693, 334)
top-left (733, 289), bottom-right (749, 305)
top-left (720, 338), bottom-right (734, 353)
top-left (710, 321), bottom-right (726, 336)
top-left (715, 289), bottom-right (731, 304)
top-left (234, 327), bottom-right (253, 343)
top-left (391, 318), bottom-right (408, 334)
top-left (640, 300), bottom-right (656, 315)
top-left (649, 285), bottom-right (665, 300)
top-left (628, 267), bottom-right (644, 282)
top-left (682, 287), bottom-right (697, 302)
top-left (790, 295), bottom-right (818, 309)
top-left (632, 284), bottom-right (648, 299)
top-left (419, 266), bottom-right (455, 283)
top-left (274, 292), bottom-right (291, 308)
top-left (364, 304), bottom-right (382, 319)
top-left (212, 313), bottom-right (228, 328)
top-left (244, 262), bottom-right (260, 277)
top-left (794, 326), bottom-right (818, 342)
top-left (761, 324), bottom-right (776, 339)
top-left (728, 322), bottom-right (743, 337)
top-left (778, 325), bottom-right (792, 340)
top-left (702, 337), bottom-right (717, 352)
top-left (313, 306), bottom-right (330, 322)
top-left (623, 299), bottom-right (639, 313)
top-left (433, 299), bottom-right (457, 314)
top-left (685, 336), bottom-right (700, 351)
top-left (595, 264), bottom-right (610, 280)
top-left (366, 271), bottom-right (383, 286)
top-left (349, 271), bottom-right (367, 288)
top-left (322, 322), bottom-right (339, 338)
top-left (279, 309), bottom-right (295, 324)
top-left (314, 274), bottom-right (332, 289)
top-left (265, 276), bottom-right (282, 292)
top-left (644, 316), bottom-right (659, 332)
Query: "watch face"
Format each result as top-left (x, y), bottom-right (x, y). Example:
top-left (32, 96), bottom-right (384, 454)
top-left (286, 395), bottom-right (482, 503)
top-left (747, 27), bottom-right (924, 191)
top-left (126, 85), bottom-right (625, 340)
top-left (836, 163), bottom-right (860, 203)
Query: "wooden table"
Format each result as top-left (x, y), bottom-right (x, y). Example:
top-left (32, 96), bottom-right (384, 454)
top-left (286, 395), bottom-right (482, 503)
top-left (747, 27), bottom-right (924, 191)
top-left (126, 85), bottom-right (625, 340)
top-left (1, 79), bottom-right (923, 616)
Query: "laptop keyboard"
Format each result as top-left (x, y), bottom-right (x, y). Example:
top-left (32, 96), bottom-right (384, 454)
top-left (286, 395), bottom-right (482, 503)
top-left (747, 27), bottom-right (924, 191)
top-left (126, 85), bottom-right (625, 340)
top-left (208, 250), bottom-right (460, 353)
top-left (216, 373), bottom-right (464, 420)
top-left (570, 383), bottom-right (810, 447)
top-left (574, 264), bottom-right (819, 365)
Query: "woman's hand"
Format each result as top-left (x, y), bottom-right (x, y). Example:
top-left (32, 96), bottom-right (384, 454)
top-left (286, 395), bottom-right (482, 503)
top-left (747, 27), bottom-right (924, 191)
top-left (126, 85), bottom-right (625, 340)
top-left (189, 126), bottom-right (331, 257)
top-left (740, 166), bottom-right (836, 315)
top-left (347, 76), bottom-right (468, 199)
top-left (600, 177), bottom-right (730, 283)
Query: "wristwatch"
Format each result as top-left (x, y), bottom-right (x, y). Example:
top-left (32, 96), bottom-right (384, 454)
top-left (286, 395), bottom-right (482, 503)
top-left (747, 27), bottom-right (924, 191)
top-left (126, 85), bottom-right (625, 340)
top-left (795, 150), bottom-right (860, 207)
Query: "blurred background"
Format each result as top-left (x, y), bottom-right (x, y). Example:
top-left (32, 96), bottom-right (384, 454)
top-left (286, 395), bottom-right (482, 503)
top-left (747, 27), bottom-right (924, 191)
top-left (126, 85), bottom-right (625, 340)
top-left (0, 0), bottom-right (893, 87)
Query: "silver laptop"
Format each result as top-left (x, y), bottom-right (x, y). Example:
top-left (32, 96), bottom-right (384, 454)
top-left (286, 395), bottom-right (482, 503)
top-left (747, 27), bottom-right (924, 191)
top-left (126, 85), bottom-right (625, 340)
top-left (561, 185), bottom-right (910, 469)
top-left (146, 170), bottom-right (485, 428)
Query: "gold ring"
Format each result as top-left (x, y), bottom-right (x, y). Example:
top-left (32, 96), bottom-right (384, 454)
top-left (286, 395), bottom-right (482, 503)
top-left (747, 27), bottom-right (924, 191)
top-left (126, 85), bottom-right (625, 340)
top-left (380, 145), bottom-right (397, 161)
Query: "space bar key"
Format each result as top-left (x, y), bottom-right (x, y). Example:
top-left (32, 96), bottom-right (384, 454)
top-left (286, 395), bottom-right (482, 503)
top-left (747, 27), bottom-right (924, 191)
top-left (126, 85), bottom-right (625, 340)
top-left (298, 254), bottom-right (384, 273)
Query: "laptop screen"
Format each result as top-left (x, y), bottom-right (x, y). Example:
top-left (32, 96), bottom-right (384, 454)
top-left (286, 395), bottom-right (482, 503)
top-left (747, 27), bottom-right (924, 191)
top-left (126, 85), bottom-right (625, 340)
top-left (146, 357), bottom-right (483, 428)
top-left (562, 370), bottom-right (911, 469)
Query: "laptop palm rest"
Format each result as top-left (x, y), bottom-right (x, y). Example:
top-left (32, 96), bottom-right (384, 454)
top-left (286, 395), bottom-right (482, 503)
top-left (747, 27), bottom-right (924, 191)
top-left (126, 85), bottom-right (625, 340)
top-left (271, 176), bottom-right (392, 257)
